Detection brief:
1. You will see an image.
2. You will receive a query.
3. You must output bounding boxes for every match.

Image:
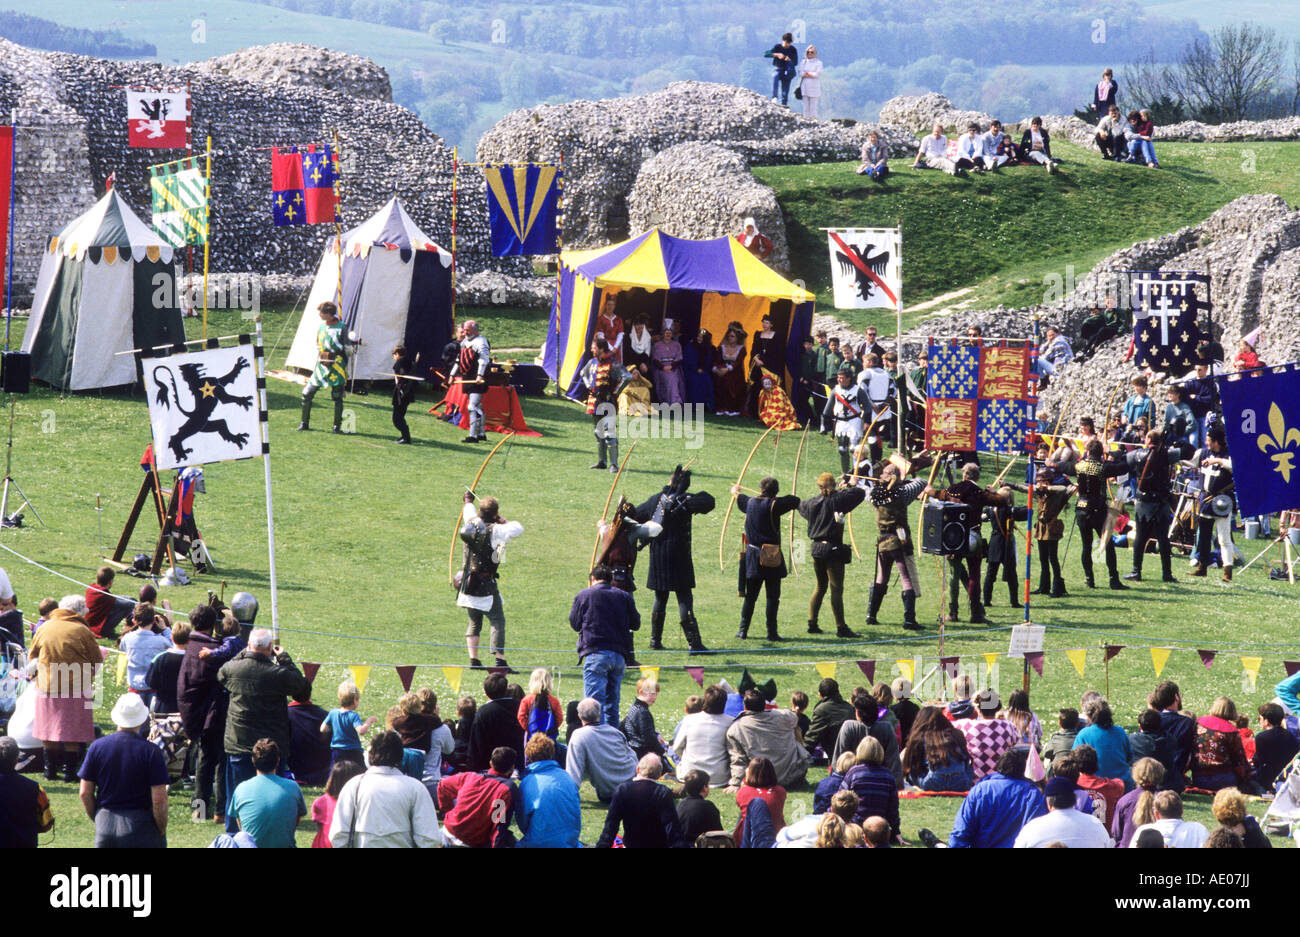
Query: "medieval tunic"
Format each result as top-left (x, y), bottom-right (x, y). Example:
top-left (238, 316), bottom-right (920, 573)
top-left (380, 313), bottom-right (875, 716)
top-left (635, 489), bottom-right (716, 592)
top-left (757, 368), bottom-right (801, 431)
top-left (713, 341), bottom-right (747, 415)
top-left (309, 319), bottom-right (349, 389)
top-left (596, 310), bottom-right (625, 363)
top-left (683, 335), bottom-right (715, 410)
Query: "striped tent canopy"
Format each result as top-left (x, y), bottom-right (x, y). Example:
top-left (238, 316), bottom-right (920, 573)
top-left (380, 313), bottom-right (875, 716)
top-left (544, 229), bottom-right (815, 396)
top-left (48, 188), bottom-right (174, 263)
top-left (337, 196), bottom-right (447, 257)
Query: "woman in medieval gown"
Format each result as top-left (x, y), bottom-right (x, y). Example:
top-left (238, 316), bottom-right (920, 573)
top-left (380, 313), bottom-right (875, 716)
top-left (683, 328), bottom-right (715, 411)
top-left (713, 325), bottom-right (748, 417)
top-left (747, 314), bottom-right (785, 418)
top-left (623, 315), bottom-right (654, 387)
top-left (652, 326), bottom-right (686, 405)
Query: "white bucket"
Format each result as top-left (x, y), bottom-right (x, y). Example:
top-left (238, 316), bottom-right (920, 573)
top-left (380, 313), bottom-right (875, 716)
top-left (1244, 520), bottom-right (1260, 540)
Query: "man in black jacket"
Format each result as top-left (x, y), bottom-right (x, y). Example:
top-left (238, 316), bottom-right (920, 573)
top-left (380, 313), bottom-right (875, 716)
top-left (799, 471), bottom-right (866, 636)
top-left (177, 605), bottom-right (227, 820)
top-left (1123, 430), bottom-right (1179, 582)
top-left (1151, 681), bottom-right (1195, 792)
top-left (676, 768), bottom-right (723, 844)
top-left (636, 466), bottom-right (715, 653)
top-left (596, 754), bottom-right (686, 848)
top-left (468, 671), bottom-right (520, 771)
top-left (570, 565), bottom-right (640, 727)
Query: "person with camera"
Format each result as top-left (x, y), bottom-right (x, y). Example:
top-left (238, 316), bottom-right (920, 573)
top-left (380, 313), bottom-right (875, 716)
top-left (767, 32), bottom-right (799, 107)
top-left (455, 493), bottom-right (524, 672)
top-left (1190, 427), bottom-right (1235, 582)
top-left (798, 472), bottom-right (866, 637)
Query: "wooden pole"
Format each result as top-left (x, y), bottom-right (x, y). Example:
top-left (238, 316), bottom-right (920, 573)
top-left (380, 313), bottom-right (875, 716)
top-left (202, 135), bottom-right (212, 341)
top-left (255, 319), bottom-right (280, 638)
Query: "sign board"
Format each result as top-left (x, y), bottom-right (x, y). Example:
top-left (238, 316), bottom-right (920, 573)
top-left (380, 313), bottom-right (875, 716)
top-left (1008, 624), bottom-right (1045, 658)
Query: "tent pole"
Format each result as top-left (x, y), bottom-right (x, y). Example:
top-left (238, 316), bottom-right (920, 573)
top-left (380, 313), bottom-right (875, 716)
top-left (256, 317), bottom-right (280, 639)
top-left (554, 154), bottom-right (563, 397)
top-left (333, 130), bottom-right (342, 307)
top-left (895, 222), bottom-right (903, 454)
top-left (5, 109), bottom-right (16, 351)
top-left (202, 136), bottom-right (211, 341)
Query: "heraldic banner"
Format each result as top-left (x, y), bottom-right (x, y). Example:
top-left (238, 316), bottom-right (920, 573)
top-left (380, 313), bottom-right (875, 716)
top-left (925, 341), bottom-right (1036, 454)
top-left (1130, 270), bottom-right (1208, 372)
top-left (1216, 363), bottom-right (1300, 518)
top-left (826, 227), bottom-right (901, 310)
top-left (126, 88), bottom-right (189, 149)
top-left (145, 343), bottom-right (265, 471)
top-left (484, 164), bottom-right (560, 256)
top-left (150, 156), bottom-right (208, 247)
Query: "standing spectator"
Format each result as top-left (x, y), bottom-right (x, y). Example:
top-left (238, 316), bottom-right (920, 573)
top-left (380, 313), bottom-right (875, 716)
top-left (468, 671), bottom-right (521, 771)
top-left (309, 758), bottom-right (364, 848)
top-left (1253, 703), bottom-right (1299, 790)
top-left (733, 755), bottom-right (787, 844)
top-left (856, 130), bottom-right (889, 181)
top-left (0, 568), bottom-right (22, 650)
top-left (229, 739), bottom-right (306, 848)
top-left (1091, 68), bottom-right (1119, 113)
top-left (177, 604), bottom-right (227, 820)
top-left (566, 697), bottom-right (638, 802)
top-left (840, 736), bottom-right (900, 839)
top-left (320, 680), bottom-right (377, 769)
top-left (672, 684), bottom-right (732, 785)
top-left (597, 753), bottom-right (686, 848)
top-left (78, 694), bottom-right (168, 848)
top-left (944, 749), bottom-right (1047, 848)
top-left (1192, 697), bottom-right (1251, 792)
top-left (621, 676), bottom-right (666, 760)
top-left (1126, 791), bottom-right (1208, 848)
top-left (29, 595), bottom-right (101, 783)
top-left (1128, 109), bottom-right (1159, 166)
top-left (84, 566), bottom-right (133, 640)
top-left (217, 628), bottom-right (311, 832)
top-left (1095, 105), bottom-right (1131, 161)
top-left (733, 477), bottom-right (801, 641)
top-left (953, 688), bottom-right (1022, 781)
top-left (805, 677), bottom-right (855, 756)
top-left (142, 621), bottom-right (190, 714)
top-left (726, 689), bottom-right (810, 789)
top-left (912, 122), bottom-right (961, 175)
top-left (1019, 116), bottom-right (1058, 172)
top-left (677, 768), bottom-right (724, 844)
top-left (438, 746), bottom-right (517, 848)
top-left (1072, 699), bottom-right (1133, 788)
top-left (798, 45), bottom-right (822, 117)
top-left (1112, 757), bottom-right (1166, 848)
top-left (0, 736), bottom-right (54, 848)
top-left (767, 32), bottom-right (799, 106)
top-left (569, 565), bottom-right (640, 728)
top-left (517, 733), bottom-right (580, 848)
top-left (331, 730), bottom-right (442, 848)
top-left (1014, 777), bottom-right (1114, 848)
top-left (1211, 788), bottom-right (1271, 848)
top-left (516, 668), bottom-right (563, 746)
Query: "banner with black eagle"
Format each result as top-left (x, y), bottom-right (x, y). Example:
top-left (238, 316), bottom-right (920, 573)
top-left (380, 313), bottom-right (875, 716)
top-left (144, 343), bottom-right (265, 471)
top-left (484, 164), bottom-right (560, 256)
top-left (1130, 270), bottom-right (1208, 371)
top-left (924, 340), bottom-right (1036, 454)
top-left (1216, 362), bottom-right (1300, 518)
top-left (827, 227), bottom-right (901, 310)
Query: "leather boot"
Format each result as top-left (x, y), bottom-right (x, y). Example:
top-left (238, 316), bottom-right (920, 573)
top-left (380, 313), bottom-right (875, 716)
top-left (62, 747), bottom-right (81, 784)
top-left (1222, 566), bottom-right (1233, 583)
top-left (607, 437), bottom-right (619, 470)
top-left (1008, 580), bottom-right (1022, 608)
top-left (807, 619), bottom-right (824, 635)
top-left (591, 438), bottom-right (608, 470)
top-left (866, 583), bottom-right (886, 626)
top-left (968, 598), bottom-right (990, 625)
top-left (298, 394), bottom-right (312, 430)
top-left (332, 396), bottom-right (345, 433)
top-left (982, 567), bottom-right (996, 607)
top-left (43, 750), bottom-right (59, 782)
top-left (649, 611), bottom-right (665, 651)
top-left (1190, 563), bottom-right (1207, 577)
top-left (1050, 576), bottom-right (1068, 598)
top-left (902, 590), bottom-right (922, 630)
top-left (736, 620), bottom-right (749, 639)
top-left (682, 615), bottom-right (712, 655)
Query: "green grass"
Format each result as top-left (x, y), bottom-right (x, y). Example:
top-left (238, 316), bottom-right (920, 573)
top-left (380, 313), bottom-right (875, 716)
top-left (756, 139), bottom-right (1300, 334)
top-left (7, 305), bottom-right (1294, 847)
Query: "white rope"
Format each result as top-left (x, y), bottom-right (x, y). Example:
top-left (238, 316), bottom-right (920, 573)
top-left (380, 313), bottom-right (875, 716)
top-left (0, 540), bottom-right (191, 620)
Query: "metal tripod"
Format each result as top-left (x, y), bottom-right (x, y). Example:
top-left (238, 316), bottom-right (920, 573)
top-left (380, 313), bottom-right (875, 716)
top-left (0, 395), bottom-right (45, 528)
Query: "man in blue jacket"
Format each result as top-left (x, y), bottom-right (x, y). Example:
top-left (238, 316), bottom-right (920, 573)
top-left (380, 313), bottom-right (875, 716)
top-left (570, 564), bottom-right (640, 727)
top-left (947, 749), bottom-right (1046, 848)
top-left (517, 733), bottom-right (580, 848)
top-left (768, 33), bottom-right (799, 106)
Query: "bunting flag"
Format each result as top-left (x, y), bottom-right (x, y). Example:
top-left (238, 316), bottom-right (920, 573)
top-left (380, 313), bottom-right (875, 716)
top-left (484, 164), bottom-right (561, 256)
top-left (925, 340), bottom-right (1035, 454)
top-left (856, 660), bottom-right (876, 683)
top-left (150, 156), bottom-right (208, 247)
top-left (1241, 656), bottom-right (1262, 691)
top-left (115, 651), bottom-right (128, 686)
top-left (983, 652), bottom-right (1000, 670)
top-left (814, 662), bottom-right (837, 680)
top-left (1025, 742), bottom-right (1046, 783)
top-left (302, 662), bottom-right (320, 684)
top-left (1151, 647), bottom-right (1172, 678)
top-left (895, 659), bottom-right (915, 684)
top-left (1104, 645), bottom-right (1125, 662)
top-left (1197, 650), bottom-right (1217, 670)
top-left (99, 646), bottom-right (111, 662)
top-left (271, 144), bottom-right (339, 226)
top-left (1129, 270), bottom-right (1208, 371)
top-left (826, 227), bottom-right (901, 310)
top-left (1025, 651), bottom-right (1045, 677)
top-left (126, 87), bottom-right (189, 149)
top-left (441, 666), bottom-right (463, 694)
top-left (1216, 363), bottom-right (1300, 517)
top-left (347, 664), bottom-right (371, 692)
top-left (639, 666), bottom-right (660, 681)
top-left (1285, 662), bottom-right (1300, 677)
top-left (685, 666), bottom-right (705, 687)
top-left (395, 666), bottom-right (416, 692)
top-left (1065, 648), bottom-right (1087, 677)
top-left (939, 656), bottom-right (960, 679)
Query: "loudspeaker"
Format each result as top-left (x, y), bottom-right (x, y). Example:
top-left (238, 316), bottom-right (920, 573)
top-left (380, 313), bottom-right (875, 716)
top-left (1, 351), bottom-right (30, 394)
top-left (921, 500), bottom-right (979, 557)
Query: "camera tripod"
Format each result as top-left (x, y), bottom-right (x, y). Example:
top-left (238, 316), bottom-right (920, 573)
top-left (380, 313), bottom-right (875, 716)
top-left (0, 395), bottom-right (45, 528)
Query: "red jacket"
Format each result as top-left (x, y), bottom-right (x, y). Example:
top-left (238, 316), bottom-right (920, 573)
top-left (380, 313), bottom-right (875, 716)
top-left (437, 769), bottom-right (515, 847)
top-left (84, 585), bottom-right (118, 638)
top-left (1077, 772), bottom-right (1125, 827)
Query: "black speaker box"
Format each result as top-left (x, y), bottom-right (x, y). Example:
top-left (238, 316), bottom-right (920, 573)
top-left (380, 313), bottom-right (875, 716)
top-left (1, 351), bottom-right (30, 394)
top-left (921, 500), bottom-right (979, 556)
top-left (507, 362), bottom-right (550, 396)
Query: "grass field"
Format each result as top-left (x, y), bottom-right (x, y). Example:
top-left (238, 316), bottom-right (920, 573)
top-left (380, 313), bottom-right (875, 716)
top-left (5, 302), bottom-right (1295, 847)
top-left (756, 140), bottom-right (1300, 334)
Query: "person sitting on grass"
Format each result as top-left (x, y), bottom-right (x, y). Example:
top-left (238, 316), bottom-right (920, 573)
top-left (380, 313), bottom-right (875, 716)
top-left (774, 789), bottom-right (859, 848)
top-left (1128, 109), bottom-right (1159, 167)
top-left (733, 755), bottom-right (787, 845)
top-left (621, 676), bottom-right (666, 761)
top-left (516, 732), bottom-right (580, 849)
top-left (954, 122), bottom-right (983, 173)
top-left (912, 122), bottom-right (962, 176)
top-left (1013, 776), bottom-right (1114, 848)
top-left (1126, 790), bottom-right (1208, 848)
top-left (856, 130), bottom-right (889, 181)
top-left (1252, 702), bottom-right (1299, 792)
top-left (1072, 743), bottom-right (1125, 827)
top-left (980, 119), bottom-right (1012, 170)
top-left (1072, 699), bottom-right (1133, 789)
top-left (310, 757), bottom-right (365, 849)
top-left (330, 730), bottom-right (442, 848)
top-left (954, 688), bottom-right (1022, 781)
top-left (927, 748), bottom-right (1046, 849)
top-left (1210, 787), bottom-right (1271, 849)
top-left (725, 689), bottom-right (809, 790)
top-left (229, 738), bottom-right (306, 849)
top-left (1095, 105), bottom-right (1131, 161)
top-left (1192, 696), bottom-right (1251, 792)
top-left (597, 753), bottom-right (685, 848)
top-left (676, 767), bottom-right (724, 844)
top-left (815, 751), bottom-right (858, 815)
top-left (903, 705), bottom-right (974, 792)
top-left (831, 686), bottom-right (902, 786)
top-left (840, 736), bottom-right (900, 842)
top-left (672, 684), bottom-right (732, 787)
top-left (1128, 708), bottom-right (1178, 788)
top-left (1043, 708), bottom-right (1080, 777)
top-left (437, 745), bottom-right (517, 848)
top-left (806, 677), bottom-right (855, 757)
top-left (566, 697), bottom-right (637, 802)
top-left (1111, 757), bottom-right (1165, 848)
top-left (1019, 116), bottom-right (1058, 172)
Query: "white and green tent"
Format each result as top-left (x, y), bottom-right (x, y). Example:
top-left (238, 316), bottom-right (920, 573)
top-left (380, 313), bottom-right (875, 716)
top-left (22, 188), bottom-right (186, 390)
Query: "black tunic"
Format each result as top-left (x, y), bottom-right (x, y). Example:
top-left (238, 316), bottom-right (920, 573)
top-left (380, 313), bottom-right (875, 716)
top-left (799, 487), bottom-right (866, 557)
top-left (984, 503), bottom-right (1028, 565)
top-left (736, 493), bottom-right (801, 579)
top-left (635, 489), bottom-right (716, 591)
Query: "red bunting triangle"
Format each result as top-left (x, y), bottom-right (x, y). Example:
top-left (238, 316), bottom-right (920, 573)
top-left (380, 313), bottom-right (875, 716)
top-left (684, 666), bottom-right (705, 687)
top-left (1196, 650), bottom-right (1216, 670)
top-left (396, 665), bottom-right (416, 691)
top-left (940, 656), bottom-right (960, 679)
top-left (1025, 651), bottom-right (1045, 677)
top-left (856, 660), bottom-right (876, 683)
top-left (1104, 645), bottom-right (1124, 662)
top-left (1285, 661), bottom-right (1300, 677)
top-left (487, 667), bottom-right (510, 677)
top-left (302, 662), bottom-right (320, 684)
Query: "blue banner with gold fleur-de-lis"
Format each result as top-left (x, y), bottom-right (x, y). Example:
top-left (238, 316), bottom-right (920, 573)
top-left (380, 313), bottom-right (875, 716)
top-left (1217, 362), bottom-right (1300, 517)
top-left (925, 340), bottom-right (1036, 453)
top-left (484, 164), bottom-right (560, 256)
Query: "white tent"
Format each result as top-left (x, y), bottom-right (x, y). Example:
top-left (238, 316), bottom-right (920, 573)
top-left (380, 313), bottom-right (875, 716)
top-left (285, 197), bottom-right (453, 381)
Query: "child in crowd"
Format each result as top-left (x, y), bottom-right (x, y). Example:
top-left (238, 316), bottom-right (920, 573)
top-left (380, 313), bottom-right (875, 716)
top-left (677, 768), bottom-right (724, 844)
top-left (320, 681), bottom-right (377, 768)
top-left (673, 695), bottom-right (705, 747)
top-left (814, 751), bottom-right (857, 815)
top-left (1043, 708), bottom-right (1080, 776)
top-left (119, 602), bottom-right (172, 710)
top-left (33, 597), bottom-right (57, 636)
top-left (449, 696), bottom-right (477, 771)
top-left (310, 759), bottom-right (365, 849)
top-left (1122, 376), bottom-right (1153, 428)
top-left (415, 688), bottom-right (456, 798)
top-left (1252, 703), bottom-right (1298, 791)
top-left (197, 612), bottom-right (246, 664)
top-left (790, 691), bottom-right (811, 740)
top-left (621, 676), bottom-right (666, 761)
top-left (385, 704), bottom-right (426, 779)
top-left (1128, 708), bottom-right (1178, 787)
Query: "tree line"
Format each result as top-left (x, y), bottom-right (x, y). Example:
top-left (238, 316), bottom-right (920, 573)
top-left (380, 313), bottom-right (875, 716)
top-left (0, 11), bottom-right (156, 59)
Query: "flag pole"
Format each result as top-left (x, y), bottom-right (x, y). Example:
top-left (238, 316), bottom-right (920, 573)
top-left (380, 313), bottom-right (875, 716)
top-left (332, 131), bottom-right (342, 307)
top-left (4, 109), bottom-right (16, 351)
top-left (451, 147), bottom-right (458, 323)
top-left (202, 135), bottom-right (211, 341)
top-left (1022, 317), bottom-right (1042, 692)
top-left (255, 317), bottom-right (280, 639)
top-left (895, 222), bottom-right (903, 454)
top-left (554, 154), bottom-right (564, 396)
top-left (185, 79), bottom-right (194, 313)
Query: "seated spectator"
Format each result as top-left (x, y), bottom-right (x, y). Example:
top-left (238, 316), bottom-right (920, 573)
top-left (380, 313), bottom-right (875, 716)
top-left (229, 738), bottom-right (306, 848)
top-left (1019, 116), bottom-right (1058, 171)
top-left (1133, 828), bottom-right (1165, 848)
top-left (840, 736), bottom-right (900, 840)
top-left (806, 677), bottom-right (855, 756)
top-left (912, 121), bottom-right (962, 176)
top-left (320, 680), bottom-right (377, 770)
top-left (954, 688), bottom-right (1022, 781)
top-left (902, 705), bottom-right (974, 792)
top-left (1095, 105), bottom-right (1131, 161)
top-left (856, 130), bottom-right (889, 182)
top-left (945, 749), bottom-right (1047, 848)
top-left (438, 746), bottom-right (517, 848)
top-left (861, 816), bottom-right (890, 848)
top-left (142, 621), bottom-right (190, 715)
top-left (790, 690), bottom-right (812, 740)
top-left (1073, 743), bottom-right (1125, 827)
top-left (739, 794), bottom-right (777, 848)
top-left (414, 689), bottom-right (456, 799)
top-left (449, 696), bottom-right (476, 771)
top-left (1072, 699), bottom-right (1133, 788)
top-left (1043, 708), bottom-right (1080, 776)
top-left (566, 697), bottom-right (637, 801)
top-left (517, 733), bottom-right (580, 848)
top-left (998, 688), bottom-right (1043, 752)
top-left (517, 668), bottom-right (563, 746)
top-left (286, 686), bottom-right (331, 788)
top-left (310, 758), bottom-right (365, 848)
top-left (1233, 332), bottom-right (1264, 372)
top-left (1014, 777), bottom-right (1114, 847)
top-left (814, 813), bottom-right (847, 848)
top-left (0, 736), bottom-right (54, 848)
top-left (1192, 696), bottom-right (1251, 792)
top-left (1128, 708), bottom-right (1178, 788)
top-left (390, 691), bottom-right (438, 753)
top-left (1151, 680), bottom-right (1196, 792)
top-left (738, 218), bottom-right (774, 261)
top-left (891, 677), bottom-right (919, 745)
top-left (1078, 296), bottom-right (1127, 355)
top-left (1040, 328), bottom-right (1073, 378)
top-left (672, 684), bottom-right (732, 786)
top-left (83, 566), bottom-right (134, 640)
top-left (1210, 787), bottom-right (1270, 849)
top-left (468, 672), bottom-right (520, 771)
top-left (980, 119), bottom-right (1012, 170)
top-left (815, 751), bottom-right (857, 814)
top-left (1204, 827), bottom-right (1243, 848)
top-left (954, 121), bottom-right (983, 173)
top-left (621, 676), bottom-right (666, 761)
top-left (1253, 702), bottom-right (1299, 791)
top-left (945, 673), bottom-right (977, 720)
top-left (725, 689), bottom-right (809, 789)
top-left (1127, 791), bottom-right (1208, 848)
top-left (331, 730), bottom-right (442, 848)
top-left (596, 753), bottom-right (685, 848)
top-left (1112, 757), bottom-right (1165, 848)
top-left (676, 768), bottom-right (724, 844)
top-left (775, 789), bottom-right (858, 848)
top-left (832, 686), bottom-right (902, 786)
top-left (1128, 109), bottom-right (1159, 166)
top-left (78, 694), bottom-right (169, 848)
top-left (734, 755), bottom-right (787, 844)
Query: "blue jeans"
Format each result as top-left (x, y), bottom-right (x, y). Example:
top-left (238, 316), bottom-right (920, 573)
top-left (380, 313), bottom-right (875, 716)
top-left (582, 650), bottom-right (626, 728)
top-left (1128, 138), bottom-right (1157, 164)
top-left (771, 69), bottom-right (793, 104)
top-left (224, 755), bottom-right (295, 832)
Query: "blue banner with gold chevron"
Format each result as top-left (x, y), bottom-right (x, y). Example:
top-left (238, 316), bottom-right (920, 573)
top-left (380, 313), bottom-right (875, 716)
top-left (1216, 362), bottom-right (1300, 517)
top-left (484, 164), bottom-right (560, 256)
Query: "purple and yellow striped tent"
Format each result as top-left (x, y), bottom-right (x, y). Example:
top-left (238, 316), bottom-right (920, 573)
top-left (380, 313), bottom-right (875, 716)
top-left (544, 229), bottom-right (815, 397)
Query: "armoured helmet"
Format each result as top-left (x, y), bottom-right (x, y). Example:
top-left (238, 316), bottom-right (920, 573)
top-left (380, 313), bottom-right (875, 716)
top-left (230, 591), bottom-right (258, 625)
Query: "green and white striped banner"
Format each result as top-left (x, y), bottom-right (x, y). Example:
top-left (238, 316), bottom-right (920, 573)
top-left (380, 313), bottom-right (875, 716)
top-left (150, 157), bottom-right (208, 247)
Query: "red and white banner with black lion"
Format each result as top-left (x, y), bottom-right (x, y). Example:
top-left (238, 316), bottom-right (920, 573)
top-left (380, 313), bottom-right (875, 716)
top-left (126, 87), bottom-right (189, 149)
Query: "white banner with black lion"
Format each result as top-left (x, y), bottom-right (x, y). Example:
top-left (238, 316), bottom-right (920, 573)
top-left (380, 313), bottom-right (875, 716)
top-left (147, 344), bottom-right (260, 471)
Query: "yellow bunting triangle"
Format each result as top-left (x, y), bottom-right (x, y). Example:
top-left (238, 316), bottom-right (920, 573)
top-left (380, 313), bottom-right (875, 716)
top-left (347, 664), bottom-right (371, 692)
top-left (639, 666), bottom-right (660, 681)
top-left (895, 659), bottom-right (915, 684)
top-left (1241, 656), bottom-right (1262, 691)
top-left (1065, 648), bottom-right (1087, 677)
top-left (814, 661), bottom-right (837, 680)
top-left (115, 650), bottom-right (127, 686)
top-left (441, 666), bottom-right (463, 694)
top-left (1150, 647), bottom-right (1171, 679)
top-left (983, 652), bottom-right (1000, 670)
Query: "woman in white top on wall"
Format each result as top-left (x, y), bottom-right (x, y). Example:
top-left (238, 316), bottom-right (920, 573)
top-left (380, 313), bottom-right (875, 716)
top-left (799, 46), bottom-right (823, 119)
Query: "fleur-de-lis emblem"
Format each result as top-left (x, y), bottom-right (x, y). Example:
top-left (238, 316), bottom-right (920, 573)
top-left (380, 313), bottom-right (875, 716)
top-left (1258, 402), bottom-right (1300, 483)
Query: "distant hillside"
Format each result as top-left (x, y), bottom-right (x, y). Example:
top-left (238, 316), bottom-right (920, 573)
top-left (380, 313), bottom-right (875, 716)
top-left (0, 10), bottom-right (155, 58)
